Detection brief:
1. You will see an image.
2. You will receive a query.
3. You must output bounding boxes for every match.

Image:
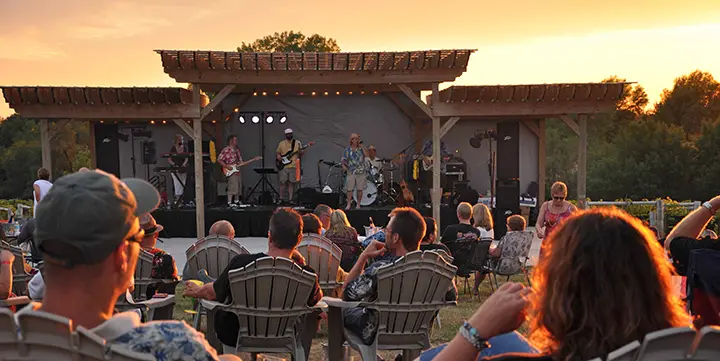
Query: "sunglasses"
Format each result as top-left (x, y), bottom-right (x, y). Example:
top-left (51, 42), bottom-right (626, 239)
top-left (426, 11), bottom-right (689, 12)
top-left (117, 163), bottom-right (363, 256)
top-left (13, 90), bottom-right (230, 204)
top-left (553, 196), bottom-right (565, 201)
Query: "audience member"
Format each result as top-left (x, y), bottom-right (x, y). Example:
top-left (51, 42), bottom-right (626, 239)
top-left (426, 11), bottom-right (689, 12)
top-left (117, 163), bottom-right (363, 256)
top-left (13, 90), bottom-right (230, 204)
top-left (0, 225), bottom-right (5, 243)
top-left (78, 167), bottom-right (91, 172)
top-left (313, 204), bottom-right (333, 234)
top-left (209, 220), bottom-right (236, 238)
top-left (183, 208), bottom-right (322, 349)
top-left (16, 218), bottom-right (42, 263)
top-left (441, 202), bottom-right (481, 277)
top-left (343, 207), bottom-right (457, 345)
top-left (472, 203), bottom-right (494, 239)
top-left (33, 167), bottom-right (52, 217)
top-left (302, 213), bottom-right (323, 235)
top-left (423, 208), bottom-right (689, 361)
top-left (325, 209), bottom-right (362, 271)
top-left (420, 217), bottom-right (451, 254)
top-left (139, 214), bottom-right (178, 298)
top-left (665, 196), bottom-right (720, 274)
top-left (474, 215), bottom-right (529, 287)
top-left (535, 181), bottom-right (577, 259)
top-left (0, 250), bottom-right (13, 300)
top-left (23, 170), bottom-right (224, 361)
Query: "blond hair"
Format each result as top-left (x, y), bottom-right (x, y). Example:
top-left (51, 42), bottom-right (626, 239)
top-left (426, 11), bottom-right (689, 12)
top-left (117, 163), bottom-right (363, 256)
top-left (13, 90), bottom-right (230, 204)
top-left (551, 181), bottom-right (568, 197)
top-left (456, 202), bottom-right (473, 221)
top-left (472, 203), bottom-right (493, 230)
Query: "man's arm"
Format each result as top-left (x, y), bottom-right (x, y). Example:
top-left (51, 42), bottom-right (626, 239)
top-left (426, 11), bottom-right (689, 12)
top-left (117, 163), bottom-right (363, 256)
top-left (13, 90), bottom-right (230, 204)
top-left (535, 202), bottom-right (547, 238)
top-left (0, 251), bottom-right (14, 300)
top-left (342, 241), bottom-right (386, 292)
top-left (33, 184), bottom-right (41, 202)
top-left (184, 281), bottom-right (217, 301)
top-left (665, 196), bottom-right (720, 251)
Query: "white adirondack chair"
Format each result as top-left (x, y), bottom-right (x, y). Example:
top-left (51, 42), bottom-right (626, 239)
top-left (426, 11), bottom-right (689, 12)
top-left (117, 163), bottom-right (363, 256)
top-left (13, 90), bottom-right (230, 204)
top-left (324, 250), bottom-right (458, 361)
top-left (298, 233), bottom-right (344, 297)
top-left (200, 257), bottom-right (320, 361)
top-left (0, 308), bottom-right (155, 361)
top-left (116, 250), bottom-right (176, 321)
top-left (0, 241), bottom-right (32, 296)
top-left (690, 326), bottom-right (720, 360)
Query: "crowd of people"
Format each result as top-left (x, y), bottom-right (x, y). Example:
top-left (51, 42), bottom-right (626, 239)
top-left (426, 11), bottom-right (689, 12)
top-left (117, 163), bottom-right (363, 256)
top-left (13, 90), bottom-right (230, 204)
top-left (2, 169), bottom-right (720, 361)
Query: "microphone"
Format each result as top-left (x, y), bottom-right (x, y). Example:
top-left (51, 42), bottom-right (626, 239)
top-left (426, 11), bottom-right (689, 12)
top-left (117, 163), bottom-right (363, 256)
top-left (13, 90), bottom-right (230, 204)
top-left (359, 141), bottom-right (364, 144)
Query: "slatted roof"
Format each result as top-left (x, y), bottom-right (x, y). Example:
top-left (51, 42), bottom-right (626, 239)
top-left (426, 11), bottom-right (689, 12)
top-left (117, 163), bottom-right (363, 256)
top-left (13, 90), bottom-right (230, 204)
top-left (1, 87), bottom-right (208, 120)
top-left (156, 49), bottom-right (475, 93)
top-left (430, 83), bottom-right (629, 117)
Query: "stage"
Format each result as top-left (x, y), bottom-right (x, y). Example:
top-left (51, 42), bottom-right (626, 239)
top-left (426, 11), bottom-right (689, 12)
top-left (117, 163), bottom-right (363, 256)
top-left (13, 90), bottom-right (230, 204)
top-left (153, 204), bottom-right (460, 238)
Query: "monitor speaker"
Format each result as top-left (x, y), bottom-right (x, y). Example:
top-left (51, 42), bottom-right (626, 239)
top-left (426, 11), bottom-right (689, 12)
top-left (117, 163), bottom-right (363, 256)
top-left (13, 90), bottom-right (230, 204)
top-left (142, 141), bottom-right (157, 165)
top-left (495, 178), bottom-right (521, 239)
top-left (297, 187), bottom-right (340, 209)
top-left (496, 121), bottom-right (520, 179)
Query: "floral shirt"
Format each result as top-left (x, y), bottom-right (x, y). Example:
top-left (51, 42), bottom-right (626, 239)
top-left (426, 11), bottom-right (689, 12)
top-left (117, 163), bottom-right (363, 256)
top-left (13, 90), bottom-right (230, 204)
top-left (342, 147), bottom-right (365, 174)
top-left (218, 146), bottom-right (242, 166)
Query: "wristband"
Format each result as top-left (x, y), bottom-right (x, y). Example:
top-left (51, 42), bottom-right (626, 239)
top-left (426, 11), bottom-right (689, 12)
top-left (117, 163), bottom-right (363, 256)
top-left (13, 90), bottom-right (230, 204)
top-left (0, 261), bottom-right (12, 265)
top-left (702, 202), bottom-right (716, 215)
top-left (459, 321), bottom-right (490, 351)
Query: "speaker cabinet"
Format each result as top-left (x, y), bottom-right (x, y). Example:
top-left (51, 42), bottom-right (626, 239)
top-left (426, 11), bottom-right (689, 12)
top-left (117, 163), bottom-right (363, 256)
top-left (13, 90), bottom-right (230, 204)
top-left (495, 178), bottom-right (521, 239)
top-left (496, 121), bottom-right (520, 179)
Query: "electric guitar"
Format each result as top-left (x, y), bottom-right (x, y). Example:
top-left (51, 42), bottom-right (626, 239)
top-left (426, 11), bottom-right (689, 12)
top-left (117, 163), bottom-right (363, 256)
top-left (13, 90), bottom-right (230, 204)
top-left (222, 156), bottom-right (262, 177)
top-left (276, 142), bottom-right (315, 170)
top-left (421, 155), bottom-right (452, 171)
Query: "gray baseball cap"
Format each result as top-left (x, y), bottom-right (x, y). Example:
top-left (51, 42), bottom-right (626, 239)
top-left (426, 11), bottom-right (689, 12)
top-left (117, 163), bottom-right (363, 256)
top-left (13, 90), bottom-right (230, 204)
top-left (35, 170), bottom-right (160, 267)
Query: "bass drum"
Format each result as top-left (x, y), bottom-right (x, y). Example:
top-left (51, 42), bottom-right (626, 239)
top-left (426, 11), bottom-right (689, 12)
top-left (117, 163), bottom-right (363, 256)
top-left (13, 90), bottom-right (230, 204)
top-left (353, 182), bottom-right (378, 206)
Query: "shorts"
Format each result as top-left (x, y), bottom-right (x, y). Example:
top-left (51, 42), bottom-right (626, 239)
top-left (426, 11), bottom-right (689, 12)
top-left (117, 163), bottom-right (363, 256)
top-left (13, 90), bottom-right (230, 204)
top-left (346, 173), bottom-right (366, 191)
top-left (227, 173), bottom-right (242, 195)
top-left (279, 167), bottom-right (298, 184)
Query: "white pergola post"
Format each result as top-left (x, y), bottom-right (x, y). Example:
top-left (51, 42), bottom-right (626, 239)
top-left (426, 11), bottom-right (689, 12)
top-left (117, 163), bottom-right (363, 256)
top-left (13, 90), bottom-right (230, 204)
top-left (192, 84), bottom-right (205, 239)
top-left (39, 119), bottom-right (52, 178)
top-left (431, 83), bottom-right (442, 228)
top-left (577, 114), bottom-right (588, 209)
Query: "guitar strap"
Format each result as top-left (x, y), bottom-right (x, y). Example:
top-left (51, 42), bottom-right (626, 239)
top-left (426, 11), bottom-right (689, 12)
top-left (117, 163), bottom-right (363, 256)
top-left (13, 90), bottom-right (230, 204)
top-left (281, 139), bottom-right (297, 158)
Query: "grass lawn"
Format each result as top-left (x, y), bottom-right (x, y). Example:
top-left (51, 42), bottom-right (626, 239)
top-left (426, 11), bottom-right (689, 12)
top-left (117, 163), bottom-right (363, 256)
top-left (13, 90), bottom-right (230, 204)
top-left (172, 272), bottom-right (531, 361)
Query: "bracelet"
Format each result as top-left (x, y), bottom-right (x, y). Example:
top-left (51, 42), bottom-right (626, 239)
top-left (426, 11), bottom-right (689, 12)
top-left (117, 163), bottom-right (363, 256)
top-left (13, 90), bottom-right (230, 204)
top-left (0, 261), bottom-right (12, 265)
top-left (459, 321), bottom-right (490, 351)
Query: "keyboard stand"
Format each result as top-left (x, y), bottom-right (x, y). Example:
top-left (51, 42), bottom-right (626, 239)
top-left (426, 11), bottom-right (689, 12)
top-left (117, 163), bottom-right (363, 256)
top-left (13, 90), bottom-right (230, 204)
top-left (247, 168), bottom-right (279, 205)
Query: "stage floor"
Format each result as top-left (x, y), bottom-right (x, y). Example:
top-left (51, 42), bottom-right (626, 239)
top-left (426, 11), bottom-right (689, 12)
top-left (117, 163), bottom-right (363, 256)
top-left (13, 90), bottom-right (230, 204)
top-left (153, 204), bottom-right (459, 238)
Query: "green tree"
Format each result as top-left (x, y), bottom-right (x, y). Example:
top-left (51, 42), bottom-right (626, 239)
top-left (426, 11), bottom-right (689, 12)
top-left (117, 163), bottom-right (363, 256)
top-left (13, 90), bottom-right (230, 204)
top-left (693, 117), bottom-right (720, 199)
top-left (238, 31), bottom-right (340, 52)
top-left (654, 70), bottom-right (720, 135)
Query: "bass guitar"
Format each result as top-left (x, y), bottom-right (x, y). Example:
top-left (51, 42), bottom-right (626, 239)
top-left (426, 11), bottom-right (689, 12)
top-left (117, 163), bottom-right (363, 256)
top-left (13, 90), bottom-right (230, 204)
top-left (276, 142), bottom-right (315, 170)
top-left (223, 156), bottom-right (262, 177)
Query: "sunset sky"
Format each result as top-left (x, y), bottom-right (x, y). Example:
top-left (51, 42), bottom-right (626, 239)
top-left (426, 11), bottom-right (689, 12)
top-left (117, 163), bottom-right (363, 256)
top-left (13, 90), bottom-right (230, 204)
top-left (1, 0), bottom-right (720, 117)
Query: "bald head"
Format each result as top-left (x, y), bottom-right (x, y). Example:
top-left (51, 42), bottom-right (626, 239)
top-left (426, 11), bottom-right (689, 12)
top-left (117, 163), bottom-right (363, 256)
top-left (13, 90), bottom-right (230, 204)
top-left (209, 220), bottom-right (235, 238)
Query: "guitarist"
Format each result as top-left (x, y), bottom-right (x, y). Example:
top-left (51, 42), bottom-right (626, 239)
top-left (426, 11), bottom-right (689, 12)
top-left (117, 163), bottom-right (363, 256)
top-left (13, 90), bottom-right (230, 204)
top-left (218, 134), bottom-right (244, 208)
top-left (419, 138), bottom-right (452, 204)
top-left (276, 128), bottom-right (303, 204)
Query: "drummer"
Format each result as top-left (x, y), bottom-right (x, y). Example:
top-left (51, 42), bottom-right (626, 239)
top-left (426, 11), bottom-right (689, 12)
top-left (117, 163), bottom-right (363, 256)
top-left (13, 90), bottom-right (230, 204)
top-left (365, 145), bottom-right (383, 171)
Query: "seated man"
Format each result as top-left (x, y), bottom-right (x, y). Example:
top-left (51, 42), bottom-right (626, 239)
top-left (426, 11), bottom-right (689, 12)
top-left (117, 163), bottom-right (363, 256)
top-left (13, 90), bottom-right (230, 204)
top-left (23, 170), bottom-right (224, 361)
top-left (302, 213), bottom-right (323, 235)
top-left (138, 214), bottom-right (178, 297)
top-left (343, 207), bottom-right (457, 344)
top-left (313, 204), bottom-right (333, 235)
top-left (182, 220), bottom-right (236, 281)
top-left (16, 218), bottom-right (42, 263)
top-left (665, 195), bottom-right (720, 275)
top-left (420, 217), bottom-right (451, 254)
top-left (184, 208), bottom-right (323, 348)
top-left (441, 202), bottom-right (482, 277)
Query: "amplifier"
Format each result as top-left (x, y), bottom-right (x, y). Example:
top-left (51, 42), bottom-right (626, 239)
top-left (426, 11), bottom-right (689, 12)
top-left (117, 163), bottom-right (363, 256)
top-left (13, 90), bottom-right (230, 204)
top-left (446, 162), bottom-right (465, 173)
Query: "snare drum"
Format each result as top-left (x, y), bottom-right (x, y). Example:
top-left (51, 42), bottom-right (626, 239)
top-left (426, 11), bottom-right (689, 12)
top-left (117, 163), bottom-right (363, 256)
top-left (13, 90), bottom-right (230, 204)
top-left (368, 166), bottom-right (383, 184)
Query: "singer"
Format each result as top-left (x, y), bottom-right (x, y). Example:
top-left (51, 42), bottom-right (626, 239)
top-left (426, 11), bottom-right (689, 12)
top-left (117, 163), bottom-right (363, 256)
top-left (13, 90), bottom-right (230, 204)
top-left (341, 133), bottom-right (369, 209)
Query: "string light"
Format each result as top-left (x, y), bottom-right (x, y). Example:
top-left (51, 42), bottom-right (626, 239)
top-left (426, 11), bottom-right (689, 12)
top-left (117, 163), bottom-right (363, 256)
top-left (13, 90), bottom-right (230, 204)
top-left (373, 91), bottom-right (378, 95)
top-left (233, 108), bottom-right (239, 112)
top-left (323, 91), bottom-right (328, 96)
top-left (253, 92), bottom-right (258, 96)
top-left (274, 91), bottom-right (279, 96)
top-left (311, 91), bottom-right (316, 96)
top-left (150, 120), bottom-right (155, 124)
top-left (336, 91), bottom-right (340, 95)
top-left (162, 120), bottom-right (167, 124)
top-left (212, 120), bottom-right (216, 124)
top-left (299, 92), bottom-right (305, 96)
top-left (100, 120), bottom-right (104, 124)
top-left (361, 91), bottom-right (365, 95)
top-left (348, 91), bottom-right (353, 95)
top-left (262, 91), bottom-right (267, 96)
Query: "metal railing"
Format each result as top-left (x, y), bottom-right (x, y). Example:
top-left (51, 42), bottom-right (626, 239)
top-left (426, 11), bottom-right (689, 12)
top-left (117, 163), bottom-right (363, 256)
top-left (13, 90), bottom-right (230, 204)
top-left (585, 200), bottom-right (702, 237)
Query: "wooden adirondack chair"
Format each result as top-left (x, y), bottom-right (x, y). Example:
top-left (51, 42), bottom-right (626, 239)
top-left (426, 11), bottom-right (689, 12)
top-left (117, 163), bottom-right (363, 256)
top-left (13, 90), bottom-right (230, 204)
top-left (116, 250), bottom-right (176, 321)
top-left (298, 233), bottom-right (344, 297)
top-left (324, 250), bottom-right (458, 361)
top-left (0, 241), bottom-right (32, 296)
top-left (0, 308), bottom-right (155, 361)
top-left (200, 257), bottom-right (320, 361)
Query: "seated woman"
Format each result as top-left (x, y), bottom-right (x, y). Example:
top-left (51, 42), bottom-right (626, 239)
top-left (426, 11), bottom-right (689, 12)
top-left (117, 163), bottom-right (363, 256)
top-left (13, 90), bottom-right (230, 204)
top-left (420, 207), bottom-right (690, 361)
top-left (139, 214), bottom-right (178, 298)
top-left (0, 250), bottom-right (13, 300)
top-left (324, 209), bottom-right (362, 271)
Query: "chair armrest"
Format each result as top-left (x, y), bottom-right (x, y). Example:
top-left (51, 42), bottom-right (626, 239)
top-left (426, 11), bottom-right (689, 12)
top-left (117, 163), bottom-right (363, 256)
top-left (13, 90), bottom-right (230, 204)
top-left (0, 296), bottom-right (31, 307)
top-left (135, 295), bottom-right (176, 309)
top-left (200, 299), bottom-right (228, 311)
top-left (321, 297), bottom-right (364, 309)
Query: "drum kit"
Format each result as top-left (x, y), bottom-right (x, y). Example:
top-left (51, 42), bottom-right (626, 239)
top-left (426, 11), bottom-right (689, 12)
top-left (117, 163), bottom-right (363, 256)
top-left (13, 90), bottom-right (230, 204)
top-left (320, 156), bottom-right (403, 207)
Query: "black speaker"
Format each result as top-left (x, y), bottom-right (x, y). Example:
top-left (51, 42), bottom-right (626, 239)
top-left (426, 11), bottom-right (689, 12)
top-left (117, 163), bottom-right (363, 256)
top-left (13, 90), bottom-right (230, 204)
top-left (496, 121), bottom-right (520, 179)
top-left (495, 178), bottom-right (521, 239)
top-left (142, 141), bottom-right (157, 165)
top-left (297, 188), bottom-right (341, 209)
top-left (94, 124), bottom-right (121, 177)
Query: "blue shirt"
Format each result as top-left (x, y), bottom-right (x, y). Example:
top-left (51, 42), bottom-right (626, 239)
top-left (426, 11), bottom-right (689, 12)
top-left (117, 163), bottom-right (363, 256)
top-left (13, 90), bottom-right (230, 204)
top-left (342, 147), bottom-right (366, 173)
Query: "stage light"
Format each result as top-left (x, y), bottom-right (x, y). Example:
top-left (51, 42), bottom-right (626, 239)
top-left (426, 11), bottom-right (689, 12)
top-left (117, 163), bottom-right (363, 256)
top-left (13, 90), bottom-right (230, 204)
top-left (150, 120), bottom-right (155, 124)
top-left (262, 91), bottom-right (267, 96)
top-left (336, 91), bottom-right (340, 95)
top-left (234, 108), bottom-right (239, 112)
top-left (162, 120), bottom-right (167, 124)
top-left (212, 120), bottom-right (217, 124)
top-left (100, 120), bottom-right (104, 124)
top-left (349, 91), bottom-right (353, 95)
top-left (251, 115), bottom-right (260, 123)
top-left (373, 91), bottom-right (378, 95)
top-left (361, 91), bottom-right (365, 95)
top-left (311, 91), bottom-right (316, 96)
top-left (253, 92), bottom-right (257, 96)
top-left (324, 91), bottom-right (328, 96)
top-left (266, 116), bottom-right (273, 124)
top-left (274, 91), bottom-right (279, 96)
top-left (239, 116), bottom-right (246, 123)
top-left (280, 115), bottom-right (287, 123)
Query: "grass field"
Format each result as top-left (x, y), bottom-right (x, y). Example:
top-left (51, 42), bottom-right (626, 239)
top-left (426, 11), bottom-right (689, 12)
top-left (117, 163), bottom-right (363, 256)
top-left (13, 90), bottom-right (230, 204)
top-left (172, 272), bottom-right (531, 361)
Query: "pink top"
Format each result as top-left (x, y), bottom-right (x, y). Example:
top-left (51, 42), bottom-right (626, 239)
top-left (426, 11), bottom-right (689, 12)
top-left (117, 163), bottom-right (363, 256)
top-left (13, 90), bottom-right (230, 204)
top-left (544, 204), bottom-right (573, 237)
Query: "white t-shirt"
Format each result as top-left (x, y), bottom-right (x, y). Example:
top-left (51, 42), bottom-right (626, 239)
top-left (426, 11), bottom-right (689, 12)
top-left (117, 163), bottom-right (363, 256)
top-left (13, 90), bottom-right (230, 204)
top-left (33, 179), bottom-right (52, 217)
top-left (477, 227), bottom-right (495, 240)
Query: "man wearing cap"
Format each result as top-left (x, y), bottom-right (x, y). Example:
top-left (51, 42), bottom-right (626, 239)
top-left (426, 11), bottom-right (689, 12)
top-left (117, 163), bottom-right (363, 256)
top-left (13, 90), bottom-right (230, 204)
top-left (139, 213), bottom-right (178, 299)
top-left (21, 170), bottom-right (226, 361)
top-left (276, 128), bottom-right (303, 204)
top-left (218, 134), bottom-right (244, 208)
top-left (365, 145), bottom-right (383, 172)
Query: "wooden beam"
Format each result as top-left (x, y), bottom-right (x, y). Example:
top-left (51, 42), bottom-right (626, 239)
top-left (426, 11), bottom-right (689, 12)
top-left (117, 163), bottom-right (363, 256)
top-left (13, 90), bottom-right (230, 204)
top-left (173, 119), bottom-right (194, 138)
top-left (39, 119), bottom-right (52, 178)
top-left (192, 84), bottom-right (205, 239)
top-left (201, 123), bottom-right (215, 139)
top-left (10, 104), bottom-right (201, 120)
top-left (537, 119), bottom-right (546, 205)
top-left (431, 100), bottom-right (617, 119)
top-left (398, 84), bottom-right (434, 119)
top-left (577, 115), bottom-right (588, 209)
top-left (89, 121), bottom-right (97, 169)
top-left (199, 85), bottom-right (234, 121)
top-left (521, 119), bottom-right (541, 138)
top-left (558, 114), bottom-right (580, 136)
top-left (431, 83), bottom-right (442, 229)
top-left (439, 117), bottom-right (460, 138)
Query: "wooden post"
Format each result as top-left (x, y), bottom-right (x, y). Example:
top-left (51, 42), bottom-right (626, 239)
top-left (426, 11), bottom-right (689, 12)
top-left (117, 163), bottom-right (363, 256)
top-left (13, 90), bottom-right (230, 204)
top-left (577, 115), bottom-right (588, 209)
top-left (88, 121), bottom-right (97, 169)
top-left (537, 119), bottom-right (546, 205)
top-left (39, 119), bottom-right (52, 178)
top-left (431, 83), bottom-right (442, 229)
top-left (192, 85), bottom-right (205, 239)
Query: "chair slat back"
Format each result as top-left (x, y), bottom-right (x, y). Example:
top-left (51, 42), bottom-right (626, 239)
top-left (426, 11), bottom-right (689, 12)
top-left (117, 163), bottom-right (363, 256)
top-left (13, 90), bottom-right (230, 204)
top-left (298, 233), bottom-right (343, 295)
top-left (468, 240), bottom-right (492, 271)
top-left (429, 249), bottom-right (454, 264)
top-left (226, 257), bottom-right (317, 341)
top-left (0, 241), bottom-right (31, 295)
top-left (690, 326), bottom-right (720, 360)
top-left (494, 231), bottom-right (534, 276)
top-left (374, 251), bottom-right (457, 343)
top-left (0, 308), bottom-right (17, 356)
top-left (607, 340), bottom-right (641, 361)
top-left (131, 250), bottom-right (155, 301)
top-left (636, 327), bottom-right (695, 361)
top-left (185, 235), bottom-right (250, 279)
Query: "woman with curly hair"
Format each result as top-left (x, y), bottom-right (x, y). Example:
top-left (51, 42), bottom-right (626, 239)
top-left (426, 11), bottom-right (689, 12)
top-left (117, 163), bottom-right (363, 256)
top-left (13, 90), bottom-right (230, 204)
top-left (420, 207), bottom-right (690, 361)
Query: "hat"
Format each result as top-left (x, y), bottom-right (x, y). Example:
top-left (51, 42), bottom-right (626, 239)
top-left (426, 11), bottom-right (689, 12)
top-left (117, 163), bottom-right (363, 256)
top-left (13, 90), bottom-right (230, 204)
top-left (284, 128), bottom-right (293, 134)
top-left (140, 213), bottom-right (164, 236)
top-left (35, 170), bottom-right (160, 267)
top-left (368, 145), bottom-right (376, 150)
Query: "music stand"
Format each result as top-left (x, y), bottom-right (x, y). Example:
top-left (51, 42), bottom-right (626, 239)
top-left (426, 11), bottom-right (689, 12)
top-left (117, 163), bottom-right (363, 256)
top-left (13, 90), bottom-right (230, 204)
top-left (248, 168), bottom-right (279, 204)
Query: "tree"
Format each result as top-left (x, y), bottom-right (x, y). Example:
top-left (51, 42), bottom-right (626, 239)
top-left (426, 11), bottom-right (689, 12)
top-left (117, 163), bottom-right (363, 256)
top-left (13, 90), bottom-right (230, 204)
top-left (692, 117), bottom-right (720, 200)
top-left (654, 70), bottom-right (720, 134)
top-left (238, 31), bottom-right (340, 53)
